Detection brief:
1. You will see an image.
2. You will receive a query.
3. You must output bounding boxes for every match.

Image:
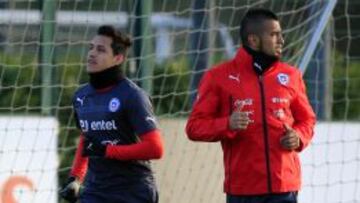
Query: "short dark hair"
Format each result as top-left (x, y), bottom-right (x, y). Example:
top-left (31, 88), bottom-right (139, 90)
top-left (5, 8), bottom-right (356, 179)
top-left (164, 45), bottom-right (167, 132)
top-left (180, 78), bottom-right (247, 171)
top-left (240, 8), bottom-right (279, 45)
top-left (97, 25), bottom-right (132, 55)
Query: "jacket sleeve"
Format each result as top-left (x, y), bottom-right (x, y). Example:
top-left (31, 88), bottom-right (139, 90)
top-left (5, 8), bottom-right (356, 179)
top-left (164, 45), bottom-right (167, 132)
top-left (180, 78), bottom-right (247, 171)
top-left (291, 71), bottom-right (316, 152)
top-left (70, 134), bottom-right (88, 182)
top-left (105, 129), bottom-right (164, 160)
top-left (186, 72), bottom-right (236, 142)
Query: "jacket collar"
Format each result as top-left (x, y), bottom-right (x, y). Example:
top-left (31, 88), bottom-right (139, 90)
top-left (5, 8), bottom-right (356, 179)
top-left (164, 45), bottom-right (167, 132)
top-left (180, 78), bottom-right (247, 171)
top-left (234, 46), bottom-right (253, 71)
top-left (233, 46), bottom-right (280, 74)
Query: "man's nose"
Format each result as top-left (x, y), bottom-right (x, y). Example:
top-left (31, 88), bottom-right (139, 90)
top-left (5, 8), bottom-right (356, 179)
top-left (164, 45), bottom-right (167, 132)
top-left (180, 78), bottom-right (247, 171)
top-left (88, 50), bottom-right (95, 58)
top-left (278, 35), bottom-right (284, 45)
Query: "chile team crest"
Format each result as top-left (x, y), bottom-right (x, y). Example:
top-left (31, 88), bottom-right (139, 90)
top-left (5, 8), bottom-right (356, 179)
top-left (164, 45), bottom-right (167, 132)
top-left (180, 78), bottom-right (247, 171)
top-left (277, 73), bottom-right (289, 86)
top-left (109, 98), bottom-right (120, 112)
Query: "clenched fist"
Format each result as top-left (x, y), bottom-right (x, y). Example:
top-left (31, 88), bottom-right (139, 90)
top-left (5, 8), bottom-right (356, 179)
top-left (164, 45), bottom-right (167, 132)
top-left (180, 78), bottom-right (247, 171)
top-left (229, 104), bottom-right (251, 130)
top-left (280, 124), bottom-right (300, 150)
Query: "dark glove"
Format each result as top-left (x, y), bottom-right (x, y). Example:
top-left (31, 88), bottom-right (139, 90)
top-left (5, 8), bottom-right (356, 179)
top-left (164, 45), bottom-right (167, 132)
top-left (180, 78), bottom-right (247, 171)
top-left (59, 176), bottom-right (80, 203)
top-left (82, 137), bottom-right (107, 157)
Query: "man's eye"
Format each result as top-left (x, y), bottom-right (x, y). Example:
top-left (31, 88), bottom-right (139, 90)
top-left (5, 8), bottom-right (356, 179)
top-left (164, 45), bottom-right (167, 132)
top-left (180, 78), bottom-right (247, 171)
top-left (98, 48), bottom-right (106, 53)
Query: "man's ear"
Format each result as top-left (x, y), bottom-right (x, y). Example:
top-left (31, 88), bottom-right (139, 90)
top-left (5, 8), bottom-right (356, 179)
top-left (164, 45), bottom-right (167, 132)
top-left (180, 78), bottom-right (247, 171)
top-left (247, 34), bottom-right (260, 50)
top-left (114, 54), bottom-right (124, 65)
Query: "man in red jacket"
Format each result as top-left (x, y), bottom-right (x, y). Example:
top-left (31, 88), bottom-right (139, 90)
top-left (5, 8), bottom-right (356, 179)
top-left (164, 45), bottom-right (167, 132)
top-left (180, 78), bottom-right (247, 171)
top-left (186, 8), bottom-right (316, 203)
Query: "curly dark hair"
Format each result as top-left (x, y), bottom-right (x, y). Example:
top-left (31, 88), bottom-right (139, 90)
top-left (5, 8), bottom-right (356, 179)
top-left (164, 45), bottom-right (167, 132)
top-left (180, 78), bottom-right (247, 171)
top-left (97, 25), bottom-right (132, 56)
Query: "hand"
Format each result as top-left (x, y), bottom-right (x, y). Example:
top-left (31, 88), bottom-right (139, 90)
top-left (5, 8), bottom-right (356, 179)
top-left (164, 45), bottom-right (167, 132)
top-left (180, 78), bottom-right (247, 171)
top-left (229, 104), bottom-right (251, 130)
top-left (82, 137), bottom-right (107, 157)
top-left (280, 124), bottom-right (300, 150)
top-left (59, 177), bottom-right (81, 203)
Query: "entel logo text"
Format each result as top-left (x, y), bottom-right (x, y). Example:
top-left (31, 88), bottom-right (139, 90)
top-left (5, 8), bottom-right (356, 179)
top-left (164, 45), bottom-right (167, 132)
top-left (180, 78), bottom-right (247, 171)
top-left (79, 119), bottom-right (118, 132)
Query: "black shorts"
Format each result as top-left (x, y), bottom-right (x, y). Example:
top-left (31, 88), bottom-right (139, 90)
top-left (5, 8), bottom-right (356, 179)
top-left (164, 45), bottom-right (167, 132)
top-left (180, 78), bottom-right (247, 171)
top-left (226, 192), bottom-right (298, 203)
top-left (80, 184), bottom-right (158, 203)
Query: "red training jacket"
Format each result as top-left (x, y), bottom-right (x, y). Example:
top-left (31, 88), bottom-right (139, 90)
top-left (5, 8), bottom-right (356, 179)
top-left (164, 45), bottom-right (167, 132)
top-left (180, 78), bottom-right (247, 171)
top-left (186, 47), bottom-right (316, 195)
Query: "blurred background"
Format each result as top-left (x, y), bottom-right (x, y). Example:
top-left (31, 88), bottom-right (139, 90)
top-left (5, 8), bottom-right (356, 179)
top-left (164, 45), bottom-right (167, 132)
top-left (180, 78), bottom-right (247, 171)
top-left (0, 0), bottom-right (359, 202)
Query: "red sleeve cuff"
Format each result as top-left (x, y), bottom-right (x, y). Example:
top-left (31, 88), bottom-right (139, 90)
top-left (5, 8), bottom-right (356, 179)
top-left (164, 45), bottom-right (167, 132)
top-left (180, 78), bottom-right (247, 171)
top-left (214, 117), bottom-right (237, 139)
top-left (214, 117), bottom-right (229, 134)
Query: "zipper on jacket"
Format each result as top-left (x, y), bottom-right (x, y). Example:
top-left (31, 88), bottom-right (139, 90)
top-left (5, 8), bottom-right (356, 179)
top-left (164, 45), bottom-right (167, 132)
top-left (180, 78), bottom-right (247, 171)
top-left (227, 96), bottom-right (233, 193)
top-left (258, 75), bottom-right (272, 193)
